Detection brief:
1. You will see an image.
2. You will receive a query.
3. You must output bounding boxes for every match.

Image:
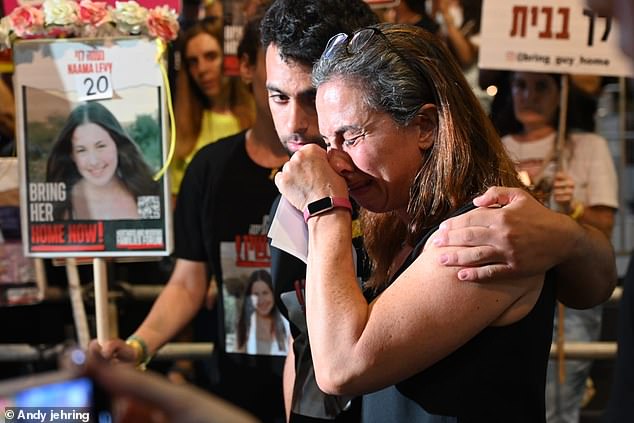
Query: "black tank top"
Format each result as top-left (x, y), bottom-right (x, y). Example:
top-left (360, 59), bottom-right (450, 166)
top-left (366, 203), bottom-right (556, 422)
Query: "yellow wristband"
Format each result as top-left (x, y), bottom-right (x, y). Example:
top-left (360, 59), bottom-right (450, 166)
top-left (126, 335), bottom-right (151, 370)
top-left (569, 203), bottom-right (584, 221)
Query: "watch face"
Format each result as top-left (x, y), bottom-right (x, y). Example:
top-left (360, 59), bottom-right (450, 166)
top-left (307, 197), bottom-right (333, 215)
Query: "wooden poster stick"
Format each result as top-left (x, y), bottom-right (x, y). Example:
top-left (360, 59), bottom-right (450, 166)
top-left (555, 74), bottom-right (569, 385)
top-left (555, 74), bottom-right (569, 164)
top-left (65, 258), bottom-right (90, 349)
top-left (34, 258), bottom-right (47, 303)
top-left (93, 258), bottom-right (109, 345)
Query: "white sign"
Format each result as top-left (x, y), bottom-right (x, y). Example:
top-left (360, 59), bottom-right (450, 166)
top-left (479, 0), bottom-right (634, 76)
top-left (76, 73), bottom-right (113, 102)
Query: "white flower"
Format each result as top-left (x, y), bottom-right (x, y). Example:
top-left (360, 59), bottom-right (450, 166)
top-left (42, 0), bottom-right (79, 26)
top-left (0, 17), bottom-right (11, 50)
top-left (112, 0), bottom-right (147, 34)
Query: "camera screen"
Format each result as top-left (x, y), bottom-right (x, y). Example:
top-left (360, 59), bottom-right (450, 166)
top-left (11, 377), bottom-right (92, 407)
top-left (0, 373), bottom-right (112, 422)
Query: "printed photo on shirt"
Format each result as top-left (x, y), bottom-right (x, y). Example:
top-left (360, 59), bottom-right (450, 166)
top-left (221, 241), bottom-right (290, 356)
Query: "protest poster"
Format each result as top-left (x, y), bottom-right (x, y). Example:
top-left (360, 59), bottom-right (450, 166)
top-left (479, 0), bottom-right (634, 76)
top-left (222, 0), bottom-right (247, 77)
top-left (0, 158), bottom-right (43, 306)
top-left (13, 37), bottom-right (173, 257)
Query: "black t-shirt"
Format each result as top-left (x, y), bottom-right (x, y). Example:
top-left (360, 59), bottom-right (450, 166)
top-left (174, 131), bottom-right (286, 422)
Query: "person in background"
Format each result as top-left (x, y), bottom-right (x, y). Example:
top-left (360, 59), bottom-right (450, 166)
top-left (584, 0), bottom-right (634, 421)
top-left (434, 0), bottom-right (478, 67)
top-left (434, 0), bottom-right (491, 113)
top-left (170, 19), bottom-right (254, 196)
top-left (236, 269), bottom-right (290, 355)
top-left (46, 102), bottom-right (159, 220)
top-left (202, 0), bottom-right (223, 21)
top-left (383, 0), bottom-right (439, 34)
top-left (500, 70), bottom-right (617, 423)
top-left (99, 11), bottom-right (290, 423)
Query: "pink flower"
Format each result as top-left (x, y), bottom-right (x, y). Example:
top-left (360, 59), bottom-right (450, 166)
top-left (8, 5), bottom-right (45, 37)
top-left (78, 0), bottom-right (111, 27)
top-left (146, 6), bottom-right (178, 41)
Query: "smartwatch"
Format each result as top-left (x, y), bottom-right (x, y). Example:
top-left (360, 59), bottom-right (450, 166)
top-left (303, 196), bottom-right (352, 223)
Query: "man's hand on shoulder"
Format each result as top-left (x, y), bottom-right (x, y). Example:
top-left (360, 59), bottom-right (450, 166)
top-left (434, 187), bottom-right (583, 280)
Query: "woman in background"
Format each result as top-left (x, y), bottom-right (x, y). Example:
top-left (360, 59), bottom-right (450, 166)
top-left (171, 20), bottom-right (254, 195)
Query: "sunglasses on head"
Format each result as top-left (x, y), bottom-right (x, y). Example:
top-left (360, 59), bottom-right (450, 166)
top-left (322, 27), bottom-right (385, 60)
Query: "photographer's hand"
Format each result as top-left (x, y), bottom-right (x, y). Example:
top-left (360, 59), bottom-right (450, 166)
top-left (86, 344), bottom-right (259, 423)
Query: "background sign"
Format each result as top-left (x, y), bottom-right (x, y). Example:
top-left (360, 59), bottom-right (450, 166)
top-left (14, 37), bottom-right (172, 258)
top-left (0, 158), bottom-right (41, 306)
top-left (222, 0), bottom-right (247, 77)
top-left (479, 0), bottom-right (634, 76)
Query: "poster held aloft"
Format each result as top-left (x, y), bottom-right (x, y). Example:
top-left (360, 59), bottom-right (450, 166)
top-left (14, 36), bottom-right (173, 258)
top-left (3, 0), bottom-right (179, 345)
top-left (479, 0), bottom-right (634, 77)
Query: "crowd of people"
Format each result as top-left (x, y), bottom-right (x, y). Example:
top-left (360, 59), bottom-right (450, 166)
top-left (0, 0), bottom-right (632, 422)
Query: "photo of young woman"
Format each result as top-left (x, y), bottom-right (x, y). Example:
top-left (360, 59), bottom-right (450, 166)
top-left (46, 102), bottom-right (160, 221)
top-left (236, 269), bottom-right (289, 356)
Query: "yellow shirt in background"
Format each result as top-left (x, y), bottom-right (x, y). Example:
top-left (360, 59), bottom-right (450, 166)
top-left (170, 110), bottom-right (241, 194)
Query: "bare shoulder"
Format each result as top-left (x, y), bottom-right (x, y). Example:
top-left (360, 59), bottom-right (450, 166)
top-left (418, 228), bottom-right (545, 327)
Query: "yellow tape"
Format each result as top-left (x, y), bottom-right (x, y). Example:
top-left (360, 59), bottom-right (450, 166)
top-left (152, 38), bottom-right (176, 182)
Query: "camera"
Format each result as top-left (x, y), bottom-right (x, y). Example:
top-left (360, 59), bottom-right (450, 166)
top-left (0, 369), bottom-right (112, 423)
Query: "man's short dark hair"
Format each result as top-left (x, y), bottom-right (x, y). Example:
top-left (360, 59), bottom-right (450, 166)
top-left (260, 0), bottom-right (379, 68)
top-left (238, 14), bottom-right (264, 66)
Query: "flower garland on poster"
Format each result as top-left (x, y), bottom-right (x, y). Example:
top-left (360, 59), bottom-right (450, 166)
top-left (0, 0), bottom-right (179, 50)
